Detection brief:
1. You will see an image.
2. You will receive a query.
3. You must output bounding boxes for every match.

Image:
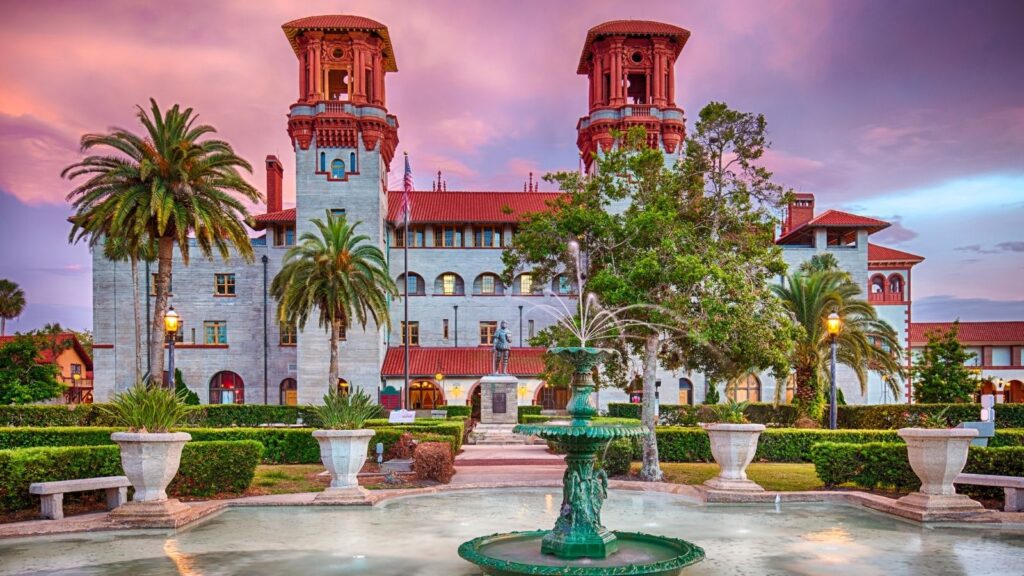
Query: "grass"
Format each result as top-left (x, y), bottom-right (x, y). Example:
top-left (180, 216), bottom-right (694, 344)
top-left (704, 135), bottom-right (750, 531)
top-left (248, 464), bottom-right (328, 495)
top-left (629, 462), bottom-right (825, 492)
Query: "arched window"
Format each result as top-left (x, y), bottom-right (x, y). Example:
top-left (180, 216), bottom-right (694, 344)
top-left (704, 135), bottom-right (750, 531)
top-left (337, 378), bottom-right (350, 397)
top-left (434, 272), bottom-right (465, 296)
top-left (210, 371), bottom-right (244, 405)
top-left (552, 274), bottom-right (576, 295)
top-left (397, 273), bottom-right (425, 296)
top-left (330, 159), bottom-right (345, 179)
top-left (474, 273), bottom-right (504, 296)
top-left (870, 275), bottom-right (885, 295)
top-left (678, 378), bottom-right (693, 405)
top-left (888, 274), bottom-right (904, 300)
top-left (535, 383), bottom-right (570, 411)
top-left (280, 378), bottom-right (297, 406)
top-left (513, 273), bottom-right (541, 295)
top-left (728, 373), bottom-right (761, 403)
top-left (319, 152), bottom-right (326, 172)
top-left (349, 152), bottom-right (357, 173)
top-left (410, 380), bottom-right (444, 410)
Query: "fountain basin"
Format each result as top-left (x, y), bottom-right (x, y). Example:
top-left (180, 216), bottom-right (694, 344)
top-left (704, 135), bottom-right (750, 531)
top-left (458, 529), bottom-right (705, 576)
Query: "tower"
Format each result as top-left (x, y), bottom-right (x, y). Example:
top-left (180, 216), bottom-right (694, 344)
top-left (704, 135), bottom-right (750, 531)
top-left (282, 16), bottom-right (400, 403)
top-left (576, 21), bottom-right (690, 172)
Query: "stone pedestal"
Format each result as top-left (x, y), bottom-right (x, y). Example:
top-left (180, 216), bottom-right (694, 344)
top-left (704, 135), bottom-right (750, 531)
top-left (314, 486), bottom-right (373, 506)
top-left (479, 375), bottom-right (519, 424)
top-left (892, 427), bottom-right (986, 521)
top-left (703, 424), bottom-right (765, 492)
top-left (109, 499), bottom-right (195, 528)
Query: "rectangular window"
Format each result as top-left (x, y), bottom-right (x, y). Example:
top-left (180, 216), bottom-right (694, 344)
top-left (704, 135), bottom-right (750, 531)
top-left (481, 275), bottom-right (496, 295)
top-left (435, 226), bottom-right (463, 247)
top-left (520, 274), bottom-right (534, 295)
top-left (395, 226), bottom-right (426, 247)
top-left (442, 319), bottom-right (450, 340)
top-left (401, 321), bottom-right (419, 346)
top-left (480, 321), bottom-right (497, 346)
top-left (280, 321), bottom-right (297, 346)
top-left (528, 320), bottom-right (535, 339)
top-left (330, 209), bottom-right (346, 218)
top-left (149, 273), bottom-right (172, 295)
top-left (558, 275), bottom-right (572, 295)
top-left (171, 322), bottom-right (184, 343)
top-left (214, 273), bottom-right (236, 296)
top-left (405, 275), bottom-right (423, 296)
top-left (473, 226), bottom-right (502, 248)
top-left (274, 224), bottom-right (295, 246)
top-left (204, 321), bottom-right (227, 345)
top-left (442, 274), bottom-right (456, 295)
top-left (70, 364), bottom-right (82, 376)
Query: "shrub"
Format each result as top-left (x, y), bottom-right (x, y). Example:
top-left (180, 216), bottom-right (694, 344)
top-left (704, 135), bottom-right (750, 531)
top-left (597, 438), bottom-right (634, 476)
top-left (708, 400), bottom-right (749, 424)
top-left (0, 440), bottom-right (261, 512)
top-left (174, 370), bottom-right (200, 406)
top-left (413, 441), bottom-right (454, 483)
top-left (607, 403), bottom-right (641, 419)
top-left (837, 404), bottom-right (1024, 429)
top-left (441, 405), bottom-right (472, 418)
top-left (103, 383), bottom-right (191, 432)
top-left (315, 388), bottom-right (381, 430)
top-left (387, 433), bottom-right (416, 460)
top-left (518, 405), bottom-right (542, 422)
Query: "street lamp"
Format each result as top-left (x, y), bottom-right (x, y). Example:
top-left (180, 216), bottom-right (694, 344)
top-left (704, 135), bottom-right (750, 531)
top-left (826, 312), bottom-right (842, 430)
top-left (164, 307), bottom-right (180, 388)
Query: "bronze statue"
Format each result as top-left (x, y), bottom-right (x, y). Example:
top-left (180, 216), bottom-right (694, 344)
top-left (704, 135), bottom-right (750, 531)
top-left (492, 320), bottom-right (512, 374)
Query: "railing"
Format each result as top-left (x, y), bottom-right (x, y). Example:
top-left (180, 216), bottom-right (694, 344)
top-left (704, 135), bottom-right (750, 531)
top-left (62, 378), bottom-right (94, 404)
top-left (627, 104), bottom-right (654, 117)
top-left (869, 291), bottom-right (906, 304)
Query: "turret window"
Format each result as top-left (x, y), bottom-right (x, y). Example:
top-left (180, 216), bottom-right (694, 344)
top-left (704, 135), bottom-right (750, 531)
top-left (327, 70), bottom-right (349, 101)
top-left (319, 152), bottom-right (326, 172)
top-left (330, 159), bottom-right (345, 179)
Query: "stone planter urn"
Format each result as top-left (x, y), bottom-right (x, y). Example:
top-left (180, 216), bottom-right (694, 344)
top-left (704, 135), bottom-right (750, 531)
top-left (895, 427), bottom-right (983, 519)
top-left (703, 423), bottom-right (765, 492)
top-left (312, 428), bottom-right (375, 504)
top-left (109, 431), bottom-right (192, 526)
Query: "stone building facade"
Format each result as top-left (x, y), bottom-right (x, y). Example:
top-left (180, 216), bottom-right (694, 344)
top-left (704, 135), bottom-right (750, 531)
top-left (91, 15), bottom-right (924, 410)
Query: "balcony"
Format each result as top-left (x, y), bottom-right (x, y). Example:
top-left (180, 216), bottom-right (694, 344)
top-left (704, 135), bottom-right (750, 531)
top-left (869, 291), bottom-right (906, 304)
top-left (61, 376), bottom-right (94, 404)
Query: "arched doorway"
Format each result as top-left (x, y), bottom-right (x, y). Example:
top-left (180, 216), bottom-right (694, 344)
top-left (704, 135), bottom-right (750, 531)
top-left (728, 373), bottom-right (761, 403)
top-left (210, 371), bottom-right (244, 405)
top-left (409, 380), bottom-right (444, 410)
top-left (1009, 380), bottom-right (1024, 404)
top-left (678, 378), bottom-right (693, 405)
top-left (470, 383), bottom-right (482, 420)
top-left (535, 383), bottom-right (570, 411)
top-left (280, 378), bottom-right (297, 406)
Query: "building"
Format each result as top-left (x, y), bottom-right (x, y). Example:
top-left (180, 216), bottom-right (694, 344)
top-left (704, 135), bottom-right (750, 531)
top-left (0, 332), bottom-right (94, 403)
top-left (92, 15), bottom-right (933, 409)
top-left (909, 322), bottom-right (1024, 403)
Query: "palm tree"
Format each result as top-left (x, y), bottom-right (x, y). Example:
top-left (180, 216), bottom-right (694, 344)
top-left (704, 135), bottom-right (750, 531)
top-left (0, 279), bottom-right (26, 336)
top-left (271, 212), bottom-right (397, 391)
top-left (771, 269), bottom-right (903, 418)
top-left (100, 236), bottom-right (156, 383)
top-left (63, 99), bottom-right (261, 383)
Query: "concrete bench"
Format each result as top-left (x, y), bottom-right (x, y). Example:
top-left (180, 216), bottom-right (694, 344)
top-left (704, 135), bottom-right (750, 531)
top-left (954, 473), bottom-right (1024, 512)
top-left (29, 476), bottom-right (131, 520)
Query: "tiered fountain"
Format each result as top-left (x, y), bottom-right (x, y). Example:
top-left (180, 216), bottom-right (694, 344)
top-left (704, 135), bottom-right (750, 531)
top-left (458, 244), bottom-right (705, 575)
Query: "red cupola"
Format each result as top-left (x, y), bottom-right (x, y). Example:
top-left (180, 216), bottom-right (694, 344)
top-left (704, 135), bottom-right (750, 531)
top-left (576, 20), bottom-right (691, 170)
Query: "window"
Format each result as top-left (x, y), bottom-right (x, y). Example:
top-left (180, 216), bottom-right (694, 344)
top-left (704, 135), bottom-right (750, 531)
top-left (149, 273), bottom-right (172, 295)
top-left (728, 373), bottom-right (761, 403)
top-left (274, 224), bottom-right (296, 247)
top-left (435, 226), bottom-right (463, 247)
top-left (678, 378), bottom-right (693, 405)
top-left (473, 226), bottom-right (502, 248)
top-left (888, 274), bottom-right (904, 299)
top-left (399, 273), bottom-right (425, 296)
top-left (401, 321), bottom-right (419, 346)
top-left (209, 371), bottom-right (244, 405)
top-left (528, 319), bottom-right (535, 339)
top-left (480, 321), bottom-right (497, 346)
top-left (349, 152), bottom-right (357, 173)
top-left (70, 363), bottom-right (82, 377)
top-left (214, 273), bottom-right (236, 296)
top-left (319, 152), bottom-right (326, 172)
top-left (475, 273), bottom-right (503, 296)
top-left (330, 159), bottom-right (345, 178)
top-left (394, 226), bottom-right (426, 247)
top-left (280, 378), bottom-right (297, 406)
top-left (435, 273), bottom-right (464, 296)
top-left (539, 385), bottom-right (570, 410)
top-left (330, 209), bottom-right (346, 218)
top-left (410, 380), bottom-right (445, 410)
top-left (442, 319), bottom-right (450, 340)
top-left (870, 275), bottom-right (885, 294)
top-left (555, 275), bottom-right (573, 295)
top-left (280, 321), bottom-right (297, 346)
top-left (204, 321), bottom-right (227, 345)
top-left (515, 274), bottom-right (539, 295)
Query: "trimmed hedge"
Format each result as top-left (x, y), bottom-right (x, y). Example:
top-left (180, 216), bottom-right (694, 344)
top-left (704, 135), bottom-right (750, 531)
top-left (607, 402), bottom-right (800, 427)
top-left (439, 405), bottom-right (472, 418)
top-left (810, 441), bottom-right (1024, 501)
top-left (0, 423), bottom-right (465, 464)
top-left (596, 438), bottom-right (634, 476)
top-left (518, 405), bottom-right (543, 422)
top-left (607, 403), bottom-right (641, 419)
top-left (0, 440), bottom-right (262, 512)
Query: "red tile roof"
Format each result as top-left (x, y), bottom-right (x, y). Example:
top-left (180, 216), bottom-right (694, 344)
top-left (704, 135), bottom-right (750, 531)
top-left (281, 15), bottom-right (397, 71)
top-left (578, 20), bottom-right (691, 74)
top-left (910, 322), bottom-right (1024, 345)
top-left (777, 209), bottom-right (890, 244)
top-left (381, 347), bottom-right (547, 377)
top-left (868, 243), bottom-right (925, 264)
top-left (251, 208), bottom-right (296, 230)
top-left (386, 191), bottom-right (562, 224)
top-left (0, 332), bottom-right (93, 369)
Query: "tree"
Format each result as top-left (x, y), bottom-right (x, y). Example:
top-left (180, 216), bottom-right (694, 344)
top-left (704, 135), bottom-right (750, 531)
top-left (0, 279), bottom-right (26, 336)
top-left (0, 334), bottom-right (64, 404)
top-left (99, 235), bottom-right (155, 383)
top-left (772, 270), bottom-right (904, 418)
top-left (272, 212), bottom-right (397, 392)
top-left (64, 99), bottom-right (261, 384)
top-left (912, 321), bottom-right (980, 403)
top-left (504, 103), bottom-right (795, 481)
top-left (174, 369), bottom-right (201, 405)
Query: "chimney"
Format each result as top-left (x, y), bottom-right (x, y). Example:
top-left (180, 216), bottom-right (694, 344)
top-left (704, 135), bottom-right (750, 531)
top-left (265, 155), bottom-right (284, 212)
top-left (784, 193), bottom-right (815, 234)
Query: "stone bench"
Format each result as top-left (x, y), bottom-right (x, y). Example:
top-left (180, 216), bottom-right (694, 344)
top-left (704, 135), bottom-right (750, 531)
top-left (954, 473), bottom-right (1024, 512)
top-left (29, 476), bottom-right (131, 520)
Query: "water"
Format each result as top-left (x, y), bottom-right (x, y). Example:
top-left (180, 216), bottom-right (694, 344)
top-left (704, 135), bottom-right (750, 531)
top-left (1, 489), bottom-right (1021, 576)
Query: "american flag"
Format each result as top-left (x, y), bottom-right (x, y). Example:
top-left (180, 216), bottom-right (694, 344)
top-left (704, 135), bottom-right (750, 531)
top-left (400, 152), bottom-right (413, 224)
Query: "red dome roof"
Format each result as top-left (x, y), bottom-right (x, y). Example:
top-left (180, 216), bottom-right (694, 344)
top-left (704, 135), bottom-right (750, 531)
top-left (282, 15), bottom-right (397, 72)
top-left (578, 20), bottom-right (691, 74)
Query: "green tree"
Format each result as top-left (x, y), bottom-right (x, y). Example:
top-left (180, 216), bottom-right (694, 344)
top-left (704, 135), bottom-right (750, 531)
top-left (912, 321), bottom-right (980, 403)
top-left (0, 334), bottom-right (64, 404)
top-left (0, 279), bottom-right (26, 336)
top-left (174, 368), bottom-right (201, 405)
top-left (772, 270), bottom-right (904, 418)
top-left (504, 103), bottom-right (795, 481)
top-left (272, 212), bottom-right (397, 393)
top-left (64, 99), bottom-right (261, 384)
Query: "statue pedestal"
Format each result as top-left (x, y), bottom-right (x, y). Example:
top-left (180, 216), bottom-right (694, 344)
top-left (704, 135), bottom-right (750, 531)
top-left (470, 375), bottom-right (526, 445)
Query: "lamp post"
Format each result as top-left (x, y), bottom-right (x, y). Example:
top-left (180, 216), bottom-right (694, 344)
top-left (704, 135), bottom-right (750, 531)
top-left (826, 312), bottom-right (842, 430)
top-left (164, 307), bottom-right (180, 389)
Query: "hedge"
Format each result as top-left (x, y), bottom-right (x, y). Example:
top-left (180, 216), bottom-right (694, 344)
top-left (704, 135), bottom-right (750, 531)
top-left (607, 402), bottom-right (799, 427)
top-left (0, 440), bottom-right (262, 512)
top-left (0, 423), bottom-right (465, 464)
top-left (810, 442), bottom-right (1024, 501)
top-left (518, 405), bottom-right (542, 422)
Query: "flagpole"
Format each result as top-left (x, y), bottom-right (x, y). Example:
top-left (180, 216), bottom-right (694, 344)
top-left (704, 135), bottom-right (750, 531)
top-left (403, 152), bottom-right (410, 411)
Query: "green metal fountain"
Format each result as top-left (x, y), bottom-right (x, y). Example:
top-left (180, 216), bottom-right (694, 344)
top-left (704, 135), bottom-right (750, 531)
top-left (457, 348), bottom-right (705, 575)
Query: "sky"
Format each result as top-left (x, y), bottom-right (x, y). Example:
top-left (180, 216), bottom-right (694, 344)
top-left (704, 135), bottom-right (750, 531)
top-left (0, 0), bottom-right (1022, 333)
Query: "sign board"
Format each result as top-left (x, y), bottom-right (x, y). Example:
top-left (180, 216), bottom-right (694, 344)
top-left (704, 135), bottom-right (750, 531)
top-left (430, 410), bottom-right (448, 419)
top-left (388, 409), bottom-right (416, 424)
top-left (493, 392), bottom-right (507, 414)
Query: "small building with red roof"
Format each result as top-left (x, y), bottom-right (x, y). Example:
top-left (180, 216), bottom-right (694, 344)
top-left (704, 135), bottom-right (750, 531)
top-left (0, 332), bottom-right (94, 403)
